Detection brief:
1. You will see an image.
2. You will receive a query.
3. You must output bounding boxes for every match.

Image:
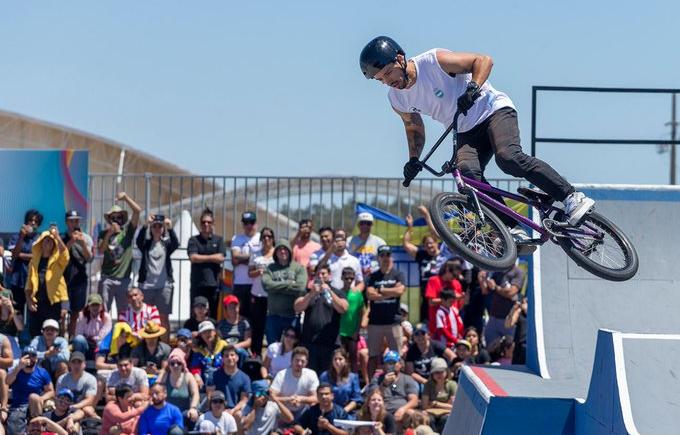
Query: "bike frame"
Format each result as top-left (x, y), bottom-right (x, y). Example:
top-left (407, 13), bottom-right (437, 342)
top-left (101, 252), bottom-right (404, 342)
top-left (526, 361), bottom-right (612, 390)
top-left (409, 110), bottom-right (598, 245)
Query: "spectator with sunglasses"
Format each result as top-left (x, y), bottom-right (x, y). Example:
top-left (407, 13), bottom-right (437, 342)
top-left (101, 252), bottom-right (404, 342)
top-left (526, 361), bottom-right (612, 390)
top-left (98, 192), bottom-right (142, 313)
top-left (188, 207), bottom-right (226, 320)
top-left (156, 348), bottom-right (200, 427)
top-left (404, 325), bottom-right (455, 385)
top-left (7, 346), bottom-right (54, 434)
top-left (61, 209), bottom-right (94, 337)
top-left (247, 226), bottom-right (275, 356)
top-left (7, 209), bottom-right (43, 319)
top-left (195, 390), bottom-right (237, 435)
top-left (348, 212), bottom-right (386, 278)
top-left (136, 214), bottom-right (179, 337)
top-left (263, 326), bottom-right (298, 379)
top-left (231, 211), bottom-right (261, 319)
top-left (242, 380), bottom-right (294, 435)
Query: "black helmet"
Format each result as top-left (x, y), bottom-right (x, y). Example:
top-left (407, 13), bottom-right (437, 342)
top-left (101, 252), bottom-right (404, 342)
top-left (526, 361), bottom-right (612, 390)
top-left (359, 36), bottom-right (405, 79)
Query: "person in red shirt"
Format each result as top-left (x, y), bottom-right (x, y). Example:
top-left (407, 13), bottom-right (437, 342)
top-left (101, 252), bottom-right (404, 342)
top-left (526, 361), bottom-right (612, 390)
top-left (424, 261), bottom-right (464, 334)
top-left (434, 290), bottom-right (464, 348)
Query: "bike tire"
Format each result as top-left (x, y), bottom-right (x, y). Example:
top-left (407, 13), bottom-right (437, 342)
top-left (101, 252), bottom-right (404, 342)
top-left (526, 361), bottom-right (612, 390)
top-left (430, 192), bottom-right (517, 271)
top-left (556, 211), bottom-right (639, 281)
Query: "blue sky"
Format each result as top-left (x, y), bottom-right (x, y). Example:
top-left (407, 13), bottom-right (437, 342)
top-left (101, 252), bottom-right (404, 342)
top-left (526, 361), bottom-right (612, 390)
top-left (1, 1), bottom-right (678, 184)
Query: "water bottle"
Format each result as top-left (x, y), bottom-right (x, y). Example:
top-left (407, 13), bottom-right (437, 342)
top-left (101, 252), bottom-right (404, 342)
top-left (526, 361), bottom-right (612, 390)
top-left (323, 289), bottom-right (333, 305)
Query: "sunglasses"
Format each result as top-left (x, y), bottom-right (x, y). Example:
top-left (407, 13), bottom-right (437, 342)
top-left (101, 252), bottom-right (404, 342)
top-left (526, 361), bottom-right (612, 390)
top-left (261, 234), bottom-right (273, 239)
top-left (201, 220), bottom-right (214, 225)
top-left (342, 276), bottom-right (355, 280)
top-left (170, 361), bottom-right (182, 368)
top-left (211, 399), bottom-right (225, 405)
top-left (254, 391), bottom-right (268, 397)
top-left (242, 220), bottom-right (256, 225)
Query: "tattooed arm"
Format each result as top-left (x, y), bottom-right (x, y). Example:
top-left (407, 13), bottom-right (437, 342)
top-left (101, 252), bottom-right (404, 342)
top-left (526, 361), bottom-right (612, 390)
top-left (393, 107), bottom-right (426, 158)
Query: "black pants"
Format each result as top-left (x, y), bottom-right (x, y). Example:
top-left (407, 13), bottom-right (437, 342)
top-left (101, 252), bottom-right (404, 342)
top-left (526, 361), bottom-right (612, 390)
top-left (249, 295), bottom-right (268, 357)
top-left (456, 108), bottom-right (574, 226)
top-left (28, 301), bottom-right (62, 337)
top-left (190, 286), bottom-right (218, 319)
top-left (233, 284), bottom-right (252, 319)
top-left (306, 342), bottom-right (337, 373)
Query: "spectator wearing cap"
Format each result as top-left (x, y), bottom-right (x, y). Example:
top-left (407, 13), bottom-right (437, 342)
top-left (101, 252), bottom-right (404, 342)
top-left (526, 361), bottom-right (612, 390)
top-left (136, 213), bottom-right (179, 339)
top-left (55, 351), bottom-right (98, 418)
top-left (61, 209), bottom-right (94, 337)
top-left (373, 350), bottom-right (418, 424)
top-left (188, 320), bottom-right (227, 389)
top-left (195, 390), bottom-right (237, 435)
top-left (291, 218), bottom-right (321, 270)
top-left (247, 226), bottom-right (275, 357)
top-left (97, 192), bottom-right (142, 313)
top-left (31, 387), bottom-right (84, 434)
top-left (72, 293), bottom-right (112, 358)
top-left (293, 383), bottom-right (350, 435)
top-left (24, 225), bottom-right (69, 338)
top-left (294, 264), bottom-right (348, 373)
top-left (270, 346), bottom-right (319, 419)
top-left (174, 328), bottom-right (193, 357)
top-left (262, 240), bottom-right (307, 345)
top-left (433, 289), bottom-right (464, 349)
top-left (323, 229), bottom-right (364, 292)
top-left (7, 209), bottom-right (43, 320)
top-left (106, 354), bottom-right (149, 403)
top-left (421, 357), bottom-right (456, 432)
top-left (183, 296), bottom-right (217, 336)
top-left (453, 339), bottom-right (473, 364)
top-left (348, 212), bottom-right (386, 278)
top-left (212, 345), bottom-right (251, 423)
top-left (7, 346), bottom-right (54, 433)
top-left (101, 384), bottom-right (145, 435)
top-left (231, 211), bottom-right (261, 318)
top-left (117, 287), bottom-right (160, 339)
top-left (217, 295), bottom-right (251, 363)
top-left (404, 324), bottom-right (455, 385)
top-left (156, 348), bottom-right (200, 426)
top-left (132, 321), bottom-right (171, 376)
top-left (365, 245), bottom-right (406, 377)
top-left (242, 379), bottom-right (294, 435)
top-left (187, 207), bottom-right (226, 319)
top-left (138, 383), bottom-right (184, 435)
top-left (30, 318), bottom-right (70, 380)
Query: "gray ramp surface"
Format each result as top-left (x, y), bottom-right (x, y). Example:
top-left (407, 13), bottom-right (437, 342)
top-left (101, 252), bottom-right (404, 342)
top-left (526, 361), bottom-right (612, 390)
top-left (538, 189), bottom-right (680, 399)
top-left (622, 337), bottom-right (680, 434)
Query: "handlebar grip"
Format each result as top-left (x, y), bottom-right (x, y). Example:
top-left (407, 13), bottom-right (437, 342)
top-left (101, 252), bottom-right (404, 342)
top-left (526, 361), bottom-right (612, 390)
top-left (402, 179), bottom-right (411, 188)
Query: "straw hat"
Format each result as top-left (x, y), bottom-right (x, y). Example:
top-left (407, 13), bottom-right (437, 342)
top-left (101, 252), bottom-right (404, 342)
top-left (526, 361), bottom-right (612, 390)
top-left (139, 320), bottom-right (166, 339)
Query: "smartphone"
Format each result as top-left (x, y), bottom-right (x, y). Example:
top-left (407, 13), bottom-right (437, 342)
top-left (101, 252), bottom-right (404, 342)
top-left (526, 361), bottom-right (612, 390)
top-left (49, 222), bottom-right (58, 228)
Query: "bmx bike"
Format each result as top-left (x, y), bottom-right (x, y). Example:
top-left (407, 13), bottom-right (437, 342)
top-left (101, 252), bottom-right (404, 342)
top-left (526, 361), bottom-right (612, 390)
top-left (402, 111), bottom-right (639, 281)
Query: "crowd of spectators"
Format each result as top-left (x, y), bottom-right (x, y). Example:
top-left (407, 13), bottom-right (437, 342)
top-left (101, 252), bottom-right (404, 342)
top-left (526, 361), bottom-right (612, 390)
top-left (0, 195), bottom-right (528, 435)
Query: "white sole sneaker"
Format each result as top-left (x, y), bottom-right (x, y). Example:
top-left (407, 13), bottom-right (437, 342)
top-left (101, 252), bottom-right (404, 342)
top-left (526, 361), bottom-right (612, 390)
top-left (567, 197), bottom-right (595, 226)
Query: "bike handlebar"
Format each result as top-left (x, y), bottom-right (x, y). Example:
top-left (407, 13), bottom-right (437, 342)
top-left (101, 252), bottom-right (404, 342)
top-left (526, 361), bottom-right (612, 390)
top-left (402, 111), bottom-right (462, 187)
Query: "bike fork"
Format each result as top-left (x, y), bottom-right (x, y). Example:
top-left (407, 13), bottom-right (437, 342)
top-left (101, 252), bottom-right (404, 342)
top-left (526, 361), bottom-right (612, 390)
top-left (453, 167), bottom-right (487, 225)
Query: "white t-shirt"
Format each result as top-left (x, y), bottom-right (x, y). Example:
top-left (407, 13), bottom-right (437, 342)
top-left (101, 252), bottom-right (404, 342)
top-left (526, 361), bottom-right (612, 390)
top-left (231, 232), bottom-right (261, 285)
top-left (195, 410), bottom-right (237, 434)
top-left (249, 252), bottom-right (274, 297)
top-left (270, 367), bottom-right (319, 412)
top-left (388, 48), bottom-right (515, 133)
top-left (327, 250), bottom-right (364, 290)
top-left (266, 342), bottom-right (292, 377)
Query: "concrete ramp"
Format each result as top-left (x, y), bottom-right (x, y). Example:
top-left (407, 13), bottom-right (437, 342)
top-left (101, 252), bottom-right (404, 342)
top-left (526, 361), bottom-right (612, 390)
top-left (444, 185), bottom-right (680, 435)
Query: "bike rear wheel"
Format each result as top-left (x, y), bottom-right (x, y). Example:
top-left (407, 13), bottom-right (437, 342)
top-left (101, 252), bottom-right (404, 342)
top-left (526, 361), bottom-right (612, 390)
top-left (430, 192), bottom-right (517, 271)
top-left (555, 211), bottom-right (638, 281)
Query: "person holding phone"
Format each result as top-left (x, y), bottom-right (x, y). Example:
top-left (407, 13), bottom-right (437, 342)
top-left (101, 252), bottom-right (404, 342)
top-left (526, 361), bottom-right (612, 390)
top-left (61, 209), bottom-right (94, 337)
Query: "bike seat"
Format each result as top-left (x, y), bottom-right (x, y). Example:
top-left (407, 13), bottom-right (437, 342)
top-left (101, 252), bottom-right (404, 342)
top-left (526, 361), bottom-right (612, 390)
top-left (517, 187), bottom-right (554, 205)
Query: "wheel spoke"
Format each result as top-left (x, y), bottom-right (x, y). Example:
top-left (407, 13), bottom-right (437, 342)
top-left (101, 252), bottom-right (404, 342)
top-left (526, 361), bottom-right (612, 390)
top-left (440, 200), bottom-right (505, 260)
top-left (568, 216), bottom-right (629, 271)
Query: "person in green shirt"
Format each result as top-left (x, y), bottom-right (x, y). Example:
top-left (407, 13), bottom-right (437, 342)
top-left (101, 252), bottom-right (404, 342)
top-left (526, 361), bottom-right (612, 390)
top-left (97, 192), bottom-right (141, 314)
top-left (338, 267), bottom-right (366, 382)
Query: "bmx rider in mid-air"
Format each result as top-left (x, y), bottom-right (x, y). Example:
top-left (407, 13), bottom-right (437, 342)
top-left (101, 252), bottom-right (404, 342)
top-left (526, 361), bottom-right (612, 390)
top-left (359, 36), bottom-right (595, 245)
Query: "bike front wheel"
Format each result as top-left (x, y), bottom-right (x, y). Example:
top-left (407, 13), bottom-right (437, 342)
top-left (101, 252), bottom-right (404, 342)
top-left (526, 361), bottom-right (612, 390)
top-left (430, 192), bottom-right (517, 271)
top-left (556, 211), bottom-right (638, 281)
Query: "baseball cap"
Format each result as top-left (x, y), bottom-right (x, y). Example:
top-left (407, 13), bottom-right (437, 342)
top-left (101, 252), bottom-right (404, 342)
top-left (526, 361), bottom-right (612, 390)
top-left (198, 320), bottom-right (215, 334)
top-left (455, 339), bottom-right (472, 350)
top-left (176, 328), bottom-right (192, 339)
top-left (65, 209), bottom-right (81, 220)
top-left (241, 211), bottom-right (257, 223)
top-left (193, 296), bottom-right (209, 308)
top-left (42, 319), bottom-right (59, 330)
top-left (69, 351), bottom-right (86, 362)
top-left (377, 245), bottom-right (392, 256)
top-left (57, 388), bottom-right (75, 402)
top-left (383, 350), bottom-right (400, 364)
top-left (223, 295), bottom-right (239, 306)
top-left (22, 345), bottom-right (37, 357)
top-left (211, 390), bottom-right (226, 402)
top-left (87, 293), bottom-right (103, 306)
top-left (252, 379), bottom-right (269, 397)
top-left (430, 357), bottom-right (448, 373)
top-left (414, 323), bottom-right (429, 335)
top-left (357, 212), bottom-right (374, 222)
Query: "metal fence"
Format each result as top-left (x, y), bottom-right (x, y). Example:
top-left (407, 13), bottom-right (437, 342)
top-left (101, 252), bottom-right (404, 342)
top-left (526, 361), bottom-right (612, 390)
top-left (85, 174), bottom-right (524, 326)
